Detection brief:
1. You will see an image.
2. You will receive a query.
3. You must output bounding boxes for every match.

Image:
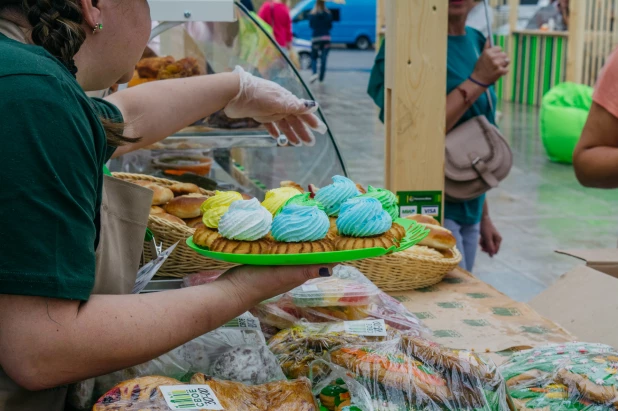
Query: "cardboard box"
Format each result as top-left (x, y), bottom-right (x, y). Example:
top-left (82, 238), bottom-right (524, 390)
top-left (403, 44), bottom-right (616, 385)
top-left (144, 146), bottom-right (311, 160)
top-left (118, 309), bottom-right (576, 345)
top-left (529, 249), bottom-right (618, 348)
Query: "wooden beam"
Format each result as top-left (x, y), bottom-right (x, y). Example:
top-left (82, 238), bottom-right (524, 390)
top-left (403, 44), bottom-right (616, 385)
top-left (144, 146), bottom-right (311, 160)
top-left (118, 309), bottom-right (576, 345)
top-left (384, 0), bottom-right (447, 220)
top-left (566, 0), bottom-right (586, 83)
top-left (376, 0), bottom-right (385, 47)
top-left (504, 0), bottom-right (519, 101)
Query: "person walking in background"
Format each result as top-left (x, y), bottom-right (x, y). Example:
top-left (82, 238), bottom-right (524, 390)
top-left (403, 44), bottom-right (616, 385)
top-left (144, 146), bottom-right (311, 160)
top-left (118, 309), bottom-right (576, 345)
top-left (368, 0), bottom-right (509, 272)
top-left (309, 0), bottom-right (333, 83)
top-left (258, 0), bottom-right (293, 51)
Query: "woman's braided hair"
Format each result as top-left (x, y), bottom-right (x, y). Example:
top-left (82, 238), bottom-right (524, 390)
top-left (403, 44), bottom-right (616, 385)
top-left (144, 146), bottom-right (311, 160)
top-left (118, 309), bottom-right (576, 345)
top-left (0, 0), bottom-right (138, 146)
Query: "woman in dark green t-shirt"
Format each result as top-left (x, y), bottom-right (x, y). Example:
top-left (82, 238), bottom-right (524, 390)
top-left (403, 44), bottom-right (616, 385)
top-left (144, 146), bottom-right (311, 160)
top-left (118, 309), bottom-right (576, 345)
top-left (368, 0), bottom-right (509, 272)
top-left (0, 0), bottom-right (330, 397)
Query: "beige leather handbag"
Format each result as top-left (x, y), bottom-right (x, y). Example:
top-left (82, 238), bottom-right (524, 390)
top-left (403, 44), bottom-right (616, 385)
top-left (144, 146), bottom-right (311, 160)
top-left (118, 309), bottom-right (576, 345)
top-left (445, 93), bottom-right (513, 202)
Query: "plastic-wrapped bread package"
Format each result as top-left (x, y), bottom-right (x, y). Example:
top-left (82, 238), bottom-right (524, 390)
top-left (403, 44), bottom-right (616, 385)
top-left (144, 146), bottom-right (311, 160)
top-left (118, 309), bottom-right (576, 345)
top-left (267, 321), bottom-right (401, 381)
top-left (327, 337), bottom-right (513, 411)
top-left (311, 360), bottom-right (376, 411)
top-left (69, 313), bottom-right (283, 410)
top-left (499, 342), bottom-right (618, 410)
top-left (92, 374), bottom-right (319, 411)
top-left (400, 334), bottom-right (514, 410)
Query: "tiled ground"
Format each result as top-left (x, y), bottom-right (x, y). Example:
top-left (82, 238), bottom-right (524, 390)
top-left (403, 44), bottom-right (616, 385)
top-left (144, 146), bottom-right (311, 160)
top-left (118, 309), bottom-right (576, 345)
top-left (305, 50), bottom-right (618, 302)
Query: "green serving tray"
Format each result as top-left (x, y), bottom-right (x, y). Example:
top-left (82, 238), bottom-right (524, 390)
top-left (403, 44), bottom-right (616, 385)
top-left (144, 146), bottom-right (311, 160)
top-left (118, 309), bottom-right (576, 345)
top-left (186, 218), bottom-right (429, 266)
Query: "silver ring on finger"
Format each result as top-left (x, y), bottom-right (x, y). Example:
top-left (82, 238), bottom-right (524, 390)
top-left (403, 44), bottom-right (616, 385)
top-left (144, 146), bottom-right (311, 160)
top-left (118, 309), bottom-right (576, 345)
top-left (277, 135), bottom-right (289, 146)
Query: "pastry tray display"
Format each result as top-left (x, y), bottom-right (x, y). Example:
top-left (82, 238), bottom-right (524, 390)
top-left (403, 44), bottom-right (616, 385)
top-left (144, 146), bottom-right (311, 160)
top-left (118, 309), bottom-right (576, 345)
top-left (186, 219), bottom-right (429, 266)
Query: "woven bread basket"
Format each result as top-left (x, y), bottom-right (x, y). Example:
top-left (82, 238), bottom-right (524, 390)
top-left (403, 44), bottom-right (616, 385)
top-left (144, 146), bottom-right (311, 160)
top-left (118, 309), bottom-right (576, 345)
top-left (346, 247), bottom-right (462, 292)
top-left (113, 172), bottom-right (236, 277)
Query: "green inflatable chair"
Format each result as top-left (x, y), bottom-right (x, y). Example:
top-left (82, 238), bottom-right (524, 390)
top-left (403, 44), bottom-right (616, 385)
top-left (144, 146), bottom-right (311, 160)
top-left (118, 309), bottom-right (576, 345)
top-left (540, 82), bottom-right (593, 164)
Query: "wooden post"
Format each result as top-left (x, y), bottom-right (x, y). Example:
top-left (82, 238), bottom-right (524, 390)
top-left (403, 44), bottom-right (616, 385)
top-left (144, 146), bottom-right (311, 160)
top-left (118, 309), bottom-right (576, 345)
top-left (376, 0), bottom-right (385, 47)
top-left (566, 0), bottom-right (586, 83)
top-left (384, 0), bottom-right (447, 222)
top-left (504, 0), bottom-right (519, 101)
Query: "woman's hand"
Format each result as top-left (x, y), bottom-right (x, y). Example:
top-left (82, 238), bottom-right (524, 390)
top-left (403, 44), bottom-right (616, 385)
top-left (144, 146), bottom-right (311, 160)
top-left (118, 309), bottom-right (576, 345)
top-left (214, 264), bottom-right (332, 308)
top-left (479, 216), bottom-right (502, 257)
top-left (224, 66), bottom-right (327, 146)
top-left (471, 43), bottom-right (510, 86)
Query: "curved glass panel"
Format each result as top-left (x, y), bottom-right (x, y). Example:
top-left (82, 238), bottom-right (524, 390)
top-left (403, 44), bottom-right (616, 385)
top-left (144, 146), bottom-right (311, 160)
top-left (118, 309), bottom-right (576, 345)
top-left (109, 2), bottom-right (346, 198)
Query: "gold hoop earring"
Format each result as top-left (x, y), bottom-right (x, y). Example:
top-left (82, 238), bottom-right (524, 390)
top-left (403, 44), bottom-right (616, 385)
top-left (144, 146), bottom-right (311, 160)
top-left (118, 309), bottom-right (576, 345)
top-left (92, 23), bottom-right (103, 34)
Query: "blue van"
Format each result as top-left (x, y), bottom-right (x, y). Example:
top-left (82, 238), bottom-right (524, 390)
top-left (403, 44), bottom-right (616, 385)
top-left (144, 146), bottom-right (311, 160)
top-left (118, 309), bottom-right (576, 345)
top-left (291, 0), bottom-right (376, 50)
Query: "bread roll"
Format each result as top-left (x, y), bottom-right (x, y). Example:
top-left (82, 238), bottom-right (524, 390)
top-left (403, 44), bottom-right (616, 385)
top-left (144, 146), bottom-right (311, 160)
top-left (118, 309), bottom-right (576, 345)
top-left (169, 182), bottom-right (200, 196)
top-left (419, 224), bottom-right (456, 251)
top-left (404, 245), bottom-right (444, 259)
top-left (405, 214), bottom-right (440, 226)
top-left (185, 216), bottom-right (204, 229)
top-left (131, 180), bottom-right (174, 205)
top-left (153, 213), bottom-right (186, 226)
top-left (150, 206), bottom-right (165, 215)
top-left (164, 194), bottom-right (208, 218)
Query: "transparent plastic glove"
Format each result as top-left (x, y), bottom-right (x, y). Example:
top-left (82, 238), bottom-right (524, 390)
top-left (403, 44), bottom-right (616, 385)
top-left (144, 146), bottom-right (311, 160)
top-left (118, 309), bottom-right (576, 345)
top-left (224, 66), bottom-right (327, 146)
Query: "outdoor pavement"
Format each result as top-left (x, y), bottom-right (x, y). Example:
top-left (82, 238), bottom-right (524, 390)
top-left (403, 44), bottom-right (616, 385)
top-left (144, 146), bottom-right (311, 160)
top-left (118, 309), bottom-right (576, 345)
top-left (303, 49), bottom-right (618, 303)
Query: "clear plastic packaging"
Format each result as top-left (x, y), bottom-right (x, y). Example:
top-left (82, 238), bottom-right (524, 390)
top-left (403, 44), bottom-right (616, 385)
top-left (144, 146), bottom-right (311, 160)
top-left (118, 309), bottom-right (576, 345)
top-left (311, 360), bottom-right (375, 411)
top-left (69, 313), bottom-right (282, 410)
top-left (92, 374), bottom-right (320, 411)
top-left (499, 342), bottom-right (617, 410)
top-left (267, 322), bottom-right (400, 381)
top-left (329, 338), bottom-right (512, 411)
top-left (289, 277), bottom-right (380, 307)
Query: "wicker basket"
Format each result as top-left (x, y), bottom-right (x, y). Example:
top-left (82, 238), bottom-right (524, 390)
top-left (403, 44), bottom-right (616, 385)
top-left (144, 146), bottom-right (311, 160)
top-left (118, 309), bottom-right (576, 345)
top-left (346, 248), bottom-right (462, 292)
top-left (113, 172), bottom-right (236, 277)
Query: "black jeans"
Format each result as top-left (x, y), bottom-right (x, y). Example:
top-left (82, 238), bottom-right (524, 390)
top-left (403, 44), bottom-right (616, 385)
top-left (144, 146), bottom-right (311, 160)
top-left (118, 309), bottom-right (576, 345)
top-left (311, 40), bottom-right (331, 82)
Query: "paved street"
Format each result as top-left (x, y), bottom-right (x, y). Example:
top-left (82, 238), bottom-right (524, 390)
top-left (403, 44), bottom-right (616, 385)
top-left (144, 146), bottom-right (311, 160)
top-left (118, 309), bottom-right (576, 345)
top-left (303, 49), bottom-right (618, 302)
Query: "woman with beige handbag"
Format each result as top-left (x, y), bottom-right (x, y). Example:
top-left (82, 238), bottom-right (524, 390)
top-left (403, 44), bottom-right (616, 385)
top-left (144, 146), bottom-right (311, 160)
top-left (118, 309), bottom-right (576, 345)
top-left (443, 0), bottom-right (511, 271)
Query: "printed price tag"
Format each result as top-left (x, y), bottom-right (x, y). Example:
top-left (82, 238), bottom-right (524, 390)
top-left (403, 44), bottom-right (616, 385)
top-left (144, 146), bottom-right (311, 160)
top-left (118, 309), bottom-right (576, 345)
top-left (344, 319), bottom-right (387, 337)
top-left (301, 284), bottom-right (319, 292)
top-left (160, 385), bottom-right (223, 410)
top-left (222, 312), bottom-right (260, 330)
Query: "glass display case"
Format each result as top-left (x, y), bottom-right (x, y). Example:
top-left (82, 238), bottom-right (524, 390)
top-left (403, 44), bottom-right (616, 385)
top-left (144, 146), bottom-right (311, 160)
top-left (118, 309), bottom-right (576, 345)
top-left (109, 2), bottom-right (347, 199)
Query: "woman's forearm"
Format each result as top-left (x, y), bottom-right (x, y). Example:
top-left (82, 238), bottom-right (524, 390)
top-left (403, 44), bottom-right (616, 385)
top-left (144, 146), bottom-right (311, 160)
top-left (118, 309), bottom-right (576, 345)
top-left (573, 146), bottom-right (618, 188)
top-left (446, 79), bottom-right (487, 132)
top-left (106, 73), bottom-right (240, 157)
top-left (0, 280), bottom-right (255, 391)
top-left (482, 199), bottom-right (490, 221)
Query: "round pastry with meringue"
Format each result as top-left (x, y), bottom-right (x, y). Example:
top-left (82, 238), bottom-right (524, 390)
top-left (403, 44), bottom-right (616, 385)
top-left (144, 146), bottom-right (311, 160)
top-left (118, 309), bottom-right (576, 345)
top-left (335, 197), bottom-right (396, 251)
top-left (210, 198), bottom-right (273, 254)
top-left (261, 187), bottom-right (303, 216)
top-left (194, 190), bottom-right (243, 249)
top-left (269, 205), bottom-right (334, 254)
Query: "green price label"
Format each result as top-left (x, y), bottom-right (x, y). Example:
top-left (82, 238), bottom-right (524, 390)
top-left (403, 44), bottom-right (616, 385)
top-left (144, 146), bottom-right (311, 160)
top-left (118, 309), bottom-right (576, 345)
top-left (397, 191), bottom-right (443, 222)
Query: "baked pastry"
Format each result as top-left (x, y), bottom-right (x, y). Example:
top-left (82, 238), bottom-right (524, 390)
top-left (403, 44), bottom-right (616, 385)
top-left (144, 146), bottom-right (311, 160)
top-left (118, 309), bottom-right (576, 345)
top-left (93, 376), bottom-right (181, 410)
top-left (168, 182), bottom-right (200, 196)
top-left (193, 224), bottom-right (222, 248)
top-left (320, 383), bottom-right (351, 411)
top-left (280, 180), bottom-right (304, 192)
top-left (189, 373), bottom-right (318, 411)
top-left (419, 224), bottom-right (456, 251)
top-left (262, 187), bottom-right (304, 216)
top-left (269, 205), bottom-right (333, 254)
top-left (153, 213), bottom-right (186, 226)
top-left (184, 216), bottom-right (204, 229)
top-left (404, 245), bottom-right (444, 259)
top-left (132, 181), bottom-right (173, 206)
top-left (156, 57), bottom-right (202, 80)
top-left (314, 175), bottom-right (360, 217)
top-left (405, 213), bottom-right (441, 226)
top-left (150, 205), bottom-right (165, 215)
top-left (200, 190), bottom-right (243, 229)
top-left (211, 345), bottom-right (282, 385)
top-left (388, 222), bottom-right (406, 241)
top-left (330, 347), bottom-right (453, 407)
top-left (214, 198), bottom-right (273, 254)
top-left (335, 197), bottom-right (394, 250)
top-left (164, 193), bottom-right (209, 219)
top-left (135, 56), bottom-right (175, 78)
top-left (359, 185), bottom-right (399, 220)
top-left (355, 183), bottom-right (367, 194)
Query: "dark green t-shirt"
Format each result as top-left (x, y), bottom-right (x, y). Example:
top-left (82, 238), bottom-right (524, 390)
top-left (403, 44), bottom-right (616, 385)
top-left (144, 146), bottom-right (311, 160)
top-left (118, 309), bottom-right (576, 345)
top-left (0, 33), bottom-right (121, 300)
top-left (444, 27), bottom-right (497, 226)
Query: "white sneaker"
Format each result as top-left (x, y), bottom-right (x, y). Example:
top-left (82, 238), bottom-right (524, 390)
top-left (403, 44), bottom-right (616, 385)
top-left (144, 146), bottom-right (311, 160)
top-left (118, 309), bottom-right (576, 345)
top-left (310, 74), bottom-right (318, 84)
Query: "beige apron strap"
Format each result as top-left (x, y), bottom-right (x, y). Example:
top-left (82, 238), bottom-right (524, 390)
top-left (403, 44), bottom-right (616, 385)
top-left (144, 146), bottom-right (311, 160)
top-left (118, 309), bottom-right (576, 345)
top-left (93, 175), bottom-right (153, 295)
